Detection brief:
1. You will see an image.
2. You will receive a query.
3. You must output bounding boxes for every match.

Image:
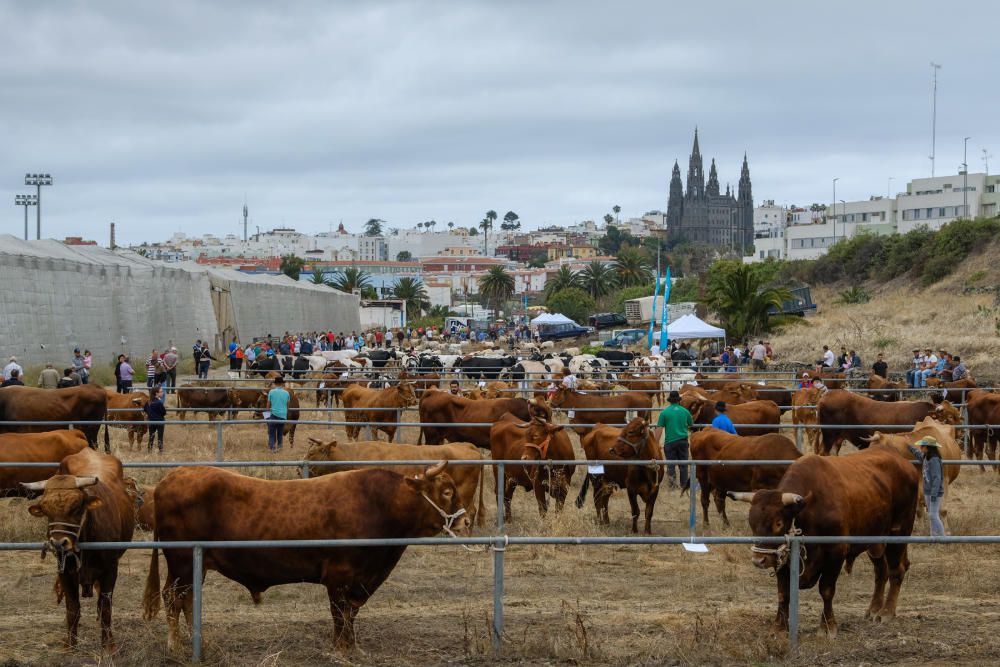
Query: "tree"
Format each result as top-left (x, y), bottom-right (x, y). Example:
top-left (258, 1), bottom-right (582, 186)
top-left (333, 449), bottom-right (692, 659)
top-left (613, 205), bottom-right (621, 223)
top-left (603, 213), bottom-right (614, 226)
top-left (428, 304), bottom-right (452, 319)
top-left (308, 268), bottom-right (333, 286)
top-left (578, 260), bottom-right (619, 299)
top-left (478, 265), bottom-right (515, 320)
top-left (546, 287), bottom-right (595, 325)
top-left (331, 266), bottom-right (373, 294)
top-left (527, 249), bottom-right (549, 268)
top-left (708, 263), bottom-right (792, 340)
top-left (364, 219), bottom-right (384, 236)
top-left (597, 225), bottom-right (639, 255)
top-left (392, 277), bottom-right (431, 316)
top-left (502, 210), bottom-right (520, 231)
top-left (481, 210), bottom-right (497, 254)
top-left (396, 250), bottom-right (413, 262)
top-left (614, 248), bottom-right (652, 287)
top-left (447, 221), bottom-right (454, 231)
top-left (280, 255), bottom-right (305, 281)
top-left (468, 226), bottom-right (479, 236)
top-left (417, 222), bottom-right (424, 232)
top-left (544, 265), bottom-right (580, 298)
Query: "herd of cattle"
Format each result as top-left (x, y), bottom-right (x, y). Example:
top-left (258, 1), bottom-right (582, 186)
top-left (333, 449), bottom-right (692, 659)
top-left (1, 356), bottom-right (999, 656)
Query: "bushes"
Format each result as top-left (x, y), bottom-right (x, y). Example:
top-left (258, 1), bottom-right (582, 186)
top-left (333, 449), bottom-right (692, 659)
top-left (546, 288), bottom-right (596, 325)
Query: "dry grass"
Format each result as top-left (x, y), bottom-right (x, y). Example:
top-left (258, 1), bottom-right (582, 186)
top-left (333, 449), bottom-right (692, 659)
top-left (2, 391), bottom-right (1000, 665)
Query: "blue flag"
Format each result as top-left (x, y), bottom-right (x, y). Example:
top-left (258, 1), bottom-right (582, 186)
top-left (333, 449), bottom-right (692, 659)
top-left (659, 266), bottom-right (671, 348)
top-left (647, 269), bottom-right (660, 349)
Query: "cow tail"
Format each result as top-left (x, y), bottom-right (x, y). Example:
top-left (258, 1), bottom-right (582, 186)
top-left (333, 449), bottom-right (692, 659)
top-left (142, 545), bottom-right (161, 620)
top-left (475, 462), bottom-right (486, 527)
top-left (574, 474), bottom-right (591, 508)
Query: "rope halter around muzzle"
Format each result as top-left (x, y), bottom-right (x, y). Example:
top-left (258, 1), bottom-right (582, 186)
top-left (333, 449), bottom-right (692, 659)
top-left (751, 527), bottom-right (805, 577)
top-left (421, 493), bottom-right (467, 539)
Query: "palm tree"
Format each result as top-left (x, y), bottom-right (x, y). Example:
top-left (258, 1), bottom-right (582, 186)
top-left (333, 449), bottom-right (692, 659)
top-left (428, 304), bottom-right (452, 319)
top-left (480, 216), bottom-right (493, 255)
top-left (603, 213), bottom-right (614, 226)
top-left (416, 222), bottom-right (424, 232)
top-left (308, 268), bottom-right (333, 286)
top-left (544, 265), bottom-right (580, 298)
top-left (331, 266), bottom-right (373, 294)
top-left (613, 205), bottom-right (621, 223)
top-left (708, 264), bottom-right (792, 340)
top-left (447, 221), bottom-right (454, 231)
top-left (279, 255), bottom-right (305, 281)
top-left (392, 277), bottom-right (430, 316)
top-left (614, 248), bottom-right (652, 287)
top-left (364, 219), bottom-right (384, 236)
top-left (479, 265), bottom-right (515, 321)
top-left (578, 260), bottom-right (619, 299)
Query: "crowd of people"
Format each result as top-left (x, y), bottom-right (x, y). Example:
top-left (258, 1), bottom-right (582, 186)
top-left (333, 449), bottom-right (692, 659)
top-left (811, 344), bottom-right (970, 388)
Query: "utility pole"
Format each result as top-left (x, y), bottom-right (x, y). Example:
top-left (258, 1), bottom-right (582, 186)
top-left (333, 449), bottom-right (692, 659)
top-left (930, 62), bottom-right (941, 177)
top-left (243, 201), bottom-right (249, 242)
top-left (15, 194), bottom-right (37, 240)
top-left (983, 148), bottom-right (992, 175)
top-left (963, 136), bottom-right (971, 218)
top-left (832, 177), bottom-right (839, 243)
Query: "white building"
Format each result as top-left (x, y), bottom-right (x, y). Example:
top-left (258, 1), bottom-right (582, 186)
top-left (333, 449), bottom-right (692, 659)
top-left (896, 173), bottom-right (994, 233)
top-left (358, 236), bottom-right (388, 262)
top-left (753, 200), bottom-right (788, 238)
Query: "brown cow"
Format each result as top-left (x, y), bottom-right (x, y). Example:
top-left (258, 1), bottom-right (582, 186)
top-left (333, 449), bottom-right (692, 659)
top-left (174, 387), bottom-right (230, 420)
top-left (22, 448), bottom-right (135, 653)
top-left (483, 380), bottom-right (515, 400)
top-left (489, 402), bottom-right (575, 521)
top-left (0, 384), bottom-right (108, 450)
top-left (305, 437), bottom-right (486, 525)
top-left (967, 389), bottom-right (1000, 471)
top-left (398, 369), bottom-right (441, 396)
top-left (418, 388), bottom-right (531, 449)
top-left (689, 428), bottom-right (801, 527)
top-left (103, 390), bottom-right (149, 448)
top-left (616, 374), bottom-right (663, 406)
top-left (792, 387), bottom-right (824, 454)
top-left (1, 430), bottom-right (89, 496)
top-left (817, 390), bottom-right (961, 455)
top-left (123, 478), bottom-right (156, 532)
top-left (693, 372), bottom-right (741, 390)
top-left (341, 382), bottom-right (417, 441)
top-left (866, 374), bottom-right (905, 402)
top-left (715, 382), bottom-right (760, 405)
top-left (144, 463), bottom-right (468, 652)
top-left (808, 369), bottom-right (846, 390)
top-left (750, 384), bottom-right (794, 414)
top-left (681, 395), bottom-right (781, 436)
top-left (928, 377), bottom-right (978, 404)
top-left (730, 445), bottom-right (919, 635)
top-left (549, 386), bottom-right (652, 434)
top-left (227, 388), bottom-right (267, 419)
top-left (251, 389), bottom-right (301, 447)
top-left (575, 417), bottom-right (663, 534)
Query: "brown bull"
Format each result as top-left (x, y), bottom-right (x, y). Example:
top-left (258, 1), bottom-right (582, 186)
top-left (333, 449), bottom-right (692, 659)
top-left (341, 382), bottom-right (417, 441)
top-left (808, 369), bottom-right (846, 390)
top-left (792, 388), bottom-right (823, 454)
top-left (866, 374), bottom-right (905, 402)
top-left (688, 428), bottom-right (801, 527)
top-left (0, 384), bottom-right (108, 450)
top-left (693, 372), bottom-right (741, 390)
top-left (489, 402), bottom-right (575, 521)
top-left (967, 389), bottom-right (1000, 472)
top-left (616, 375), bottom-right (663, 406)
top-left (175, 387), bottom-right (229, 420)
top-left (575, 417), bottom-right (664, 534)
top-left (23, 448), bottom-right (135, 653)
top-left (103, 390), bottom-right (149, 448)
top-left (730, 445), bottom-right (919, 635)
top-left (144, 462), bottom-right (468, 652)
top-left (305, 437), bottom-right (486, 525)
top-left (483, 380), bottom-right (514, 399)
top-left (928, 377), bottom-right (978, 404)
top-left (549, 386), bottom-right (652, 434)
top-left (750, 384), bottom-right (794, 414)
top-left (418, 388), bottom-right (531, 449)
top-left (123, 478), bottom-right (156, 532)
top-left (227, 388), bottom-right (267, 419)
top-left (817, 390), bottom-right (961, 455)
top-left (1, 430), bottom-right (89, 496)
top-left (681, 395), bottom-right (781, 436)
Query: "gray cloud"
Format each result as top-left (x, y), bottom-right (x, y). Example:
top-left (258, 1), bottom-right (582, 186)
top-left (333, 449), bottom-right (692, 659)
top-left (2, 1), bottom-right (998, 244)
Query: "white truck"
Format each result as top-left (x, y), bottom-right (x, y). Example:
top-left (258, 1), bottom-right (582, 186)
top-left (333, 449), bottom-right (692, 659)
top-left (624, 297), bottom-right (697, 326)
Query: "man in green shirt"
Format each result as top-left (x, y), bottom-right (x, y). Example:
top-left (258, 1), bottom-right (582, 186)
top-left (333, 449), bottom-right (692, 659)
top-left (654, 390), bottom-right (694, 488)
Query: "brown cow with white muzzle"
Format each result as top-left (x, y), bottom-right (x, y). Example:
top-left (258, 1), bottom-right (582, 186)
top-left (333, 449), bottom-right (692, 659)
top-left (22, 448), bottom-right (135, 653)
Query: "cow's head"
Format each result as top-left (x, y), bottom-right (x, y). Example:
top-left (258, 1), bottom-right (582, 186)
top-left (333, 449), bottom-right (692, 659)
top-left (517, 404), bottom-right (562, 463)
top-left (611, 417), bottom-right (650, 458)
top-left (396, 381), bottom-right (418, 406)
top-left (409, 462), bottom-right (470, 536)
top-left (931, 400), bottom-right (961, 425)
top-left (681, 395), bottom-right (708, 423)
top-left (22, 475), bottom-right (102, 571)
top-left (548, 386), bottom-right (569, 408)
top-left (730, 490), bottom-right (811, 570)
top-left (130, 393), bottom-right (149, 408)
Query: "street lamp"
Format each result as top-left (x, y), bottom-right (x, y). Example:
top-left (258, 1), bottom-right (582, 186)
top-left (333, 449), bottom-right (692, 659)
top-left (24, 173), bottom-right (53, 240)
top-left (14, 194), bottom-right (38, 240)
top-left (930, 62), bottom-right (941, 177)
top-left (839, 200), bottom-right (846, 240)
top-left (832, 177), bottom-right (839, 243)
top-left (963, 136), bottom-right (971, 219)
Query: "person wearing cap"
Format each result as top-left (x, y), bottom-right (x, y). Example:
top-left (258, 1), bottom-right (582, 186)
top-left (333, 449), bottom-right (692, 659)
top-left (38, 362), bottom-right (60, 389)
top-left (798, 372), bottom-right (813, 390)
top-left (162, 347), bottom-right (179, 393)
top-left (915, 348), bottom-right (939, 388)
top-left (3, 356), bottom-right (23, 382)
top-left (905, 349), bottom-right (923, 388)
top-left (654, 390), bottom-right (694, 488)
top-left (266, 375), bottom-right (291, 453)
top-left (710, 401), bottom-right (737, 435)
top-left (908, 436), bottom-right (945, 536)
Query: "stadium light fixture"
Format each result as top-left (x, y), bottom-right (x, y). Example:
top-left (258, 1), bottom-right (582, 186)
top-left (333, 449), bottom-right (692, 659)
top-left (14, 193), bottom-right (38, 241)
top-left (24, 173), bottom-right (53, 239)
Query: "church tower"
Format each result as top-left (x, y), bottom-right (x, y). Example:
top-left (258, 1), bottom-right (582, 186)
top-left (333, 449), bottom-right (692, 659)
top-left (666, 160), bottom-right (684, 231)
top-left (685, 128), bottom-right (705, 200)
top-left (706, 158), bottom-right (720, 197)
top-left (737, 153), bottom-right (753, 249)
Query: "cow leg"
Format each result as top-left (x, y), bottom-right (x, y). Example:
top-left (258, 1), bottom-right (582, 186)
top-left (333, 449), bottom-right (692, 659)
top-left (773, 566), bottom-right (790, 631)
top-left (60, 571), bottom-right (81, 649)
top-left (818, 562), bottom-right (842, 637)
top-left (878, 544), bottom-right (909, 622)
top-left (700, 481), bottom-right (712, 528)
top-left (642, 484), bottom-right (658, 535)
top-left (865, 552), bottom-right (888, 620)
top-left (326, 586), bottom-right (359, 648)
top-left (503, 476), bottom-right (518, 522)
top-left (574, 474), bottom-right (592, 509)
top-left (712, 489), bottom-right (731, 528)
top-left (550, 468), bottom-right (568, 512)
top-left (97, 568), bottom-right (119, 654)
top-left (162, 556), bottom-right (193, 654)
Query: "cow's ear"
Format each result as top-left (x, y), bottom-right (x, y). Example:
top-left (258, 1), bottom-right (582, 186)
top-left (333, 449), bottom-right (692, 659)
top-left (28, 504), bottom-right (45, 517)
top-left (84, 497), bottom-right (104, 511)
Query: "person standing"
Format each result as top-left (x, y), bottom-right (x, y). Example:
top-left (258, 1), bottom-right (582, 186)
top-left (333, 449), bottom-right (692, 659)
top-left (750, 341), bottom-right (767, 371)
top-left (83, 350), bottom-right (93, 382)
top-left (1, 369), bottom-right (24, 387)
top-left (71, 348), bottom-right (88, 384)
top-left (710, 401), bottom-right (737, 434)
top-left (228, 338), bottom-right (242, 373)
top-left (163, 347), bottom-right (179, 392)
top-left (266, 376), bottom-right (291, 453)
top-left (872, 353), bottom-right (888, 379)
top-left (3, 356), bottom-right (23, 381)
top-left (909, 436), bottom-right (945, 536)
top-left (654, 390), bottom-right (694, 489)
top-left (144, 387), bottom-right (167, 453)
top-left (58, 368), bottom-right (80, 388)
top-left (145, 349), bottom-right (159, 389)
top-left (192, 340), bottom-right (204, 374)
top-left (38, 363), bottom-right (60, 389)
top-left (114, 354), bottom-right (126, 393)
top-left (198, 344), bottom-right (213, 379)
top-left (119, 356), bottom-right (135, 393)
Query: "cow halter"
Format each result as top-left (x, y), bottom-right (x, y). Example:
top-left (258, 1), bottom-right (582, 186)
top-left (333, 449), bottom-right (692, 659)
top-left (751, 527), bottom-right (805, 576)
top-left (524, 436), bottom-right (551, 459)
top-left (616, 433), bottom-right (646, 456)
top-left (421, 493), bottom-right (467, 539)
top-left (42, 513), bottom-right (89, 573)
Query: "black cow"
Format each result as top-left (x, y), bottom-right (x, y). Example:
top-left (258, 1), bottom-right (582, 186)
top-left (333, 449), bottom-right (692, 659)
top-left (596, 350), bottom-right (637, 367)
top-left (355, 349), bottom-right (398, 369)
top-left (456, 356), bottom-right (517, 380)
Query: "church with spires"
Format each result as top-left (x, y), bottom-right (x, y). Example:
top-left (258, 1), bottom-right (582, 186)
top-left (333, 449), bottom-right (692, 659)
top-left (666, 129), bottom-right (753, 251)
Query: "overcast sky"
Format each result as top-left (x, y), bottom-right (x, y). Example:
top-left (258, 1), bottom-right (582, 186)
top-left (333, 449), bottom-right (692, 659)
top-left (2, 1), bottom-right (998, 245)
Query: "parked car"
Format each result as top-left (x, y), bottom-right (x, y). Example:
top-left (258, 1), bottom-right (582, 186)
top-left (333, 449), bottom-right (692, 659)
top-left (589, 312), bottom-right (629, 330)
top-left (603, 329), bottom-right (646, 348)
top-left (538, 322), bottom-right (594, 342)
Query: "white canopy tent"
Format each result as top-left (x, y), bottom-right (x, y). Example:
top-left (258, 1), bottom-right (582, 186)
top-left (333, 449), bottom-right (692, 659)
top-left (530, 312), bottom-right (575, 326)
top-left (653, 313), bottom-right (726, 341)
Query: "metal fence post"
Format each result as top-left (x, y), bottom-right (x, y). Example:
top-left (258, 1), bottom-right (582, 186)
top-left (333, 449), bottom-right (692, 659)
top-left (794, 423), bottom-right (803, 453)
top-left (788, 537), bottom-right (800, 651)
top-left (493, 461), bottom-right (505, 657)
top-left (301, 462), bottom-right (311, 478)
top-left (192, 545), bottom-right (204, 662)
top-left (688, 461), bottom-right (697, 539)
top-left (215, 422), bottom-right (224, 462)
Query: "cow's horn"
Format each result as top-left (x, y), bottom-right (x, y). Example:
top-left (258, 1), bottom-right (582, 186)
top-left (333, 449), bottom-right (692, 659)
top-left (424, 461), bottom-right (447, 479)
top-left (20, 480), bottom-right (47, 491)
top-left (75, 476), bottom-right (99, 488)
top-left (728, 491), bottom-right (755, 503)
top-left (859, 435), bottom-right (876, 442)
top-left (781, 493), bottom-right (804, 506)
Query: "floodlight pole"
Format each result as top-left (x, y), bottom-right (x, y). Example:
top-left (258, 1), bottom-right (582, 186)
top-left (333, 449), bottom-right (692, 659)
top-left (14, 194), bottom-right (38, 241)
top-left (24, 173), bottom-right (53, 239)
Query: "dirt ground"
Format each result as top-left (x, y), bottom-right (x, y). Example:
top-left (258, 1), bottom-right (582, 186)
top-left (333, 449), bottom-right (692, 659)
top-left (2, 388), bottom-right (1000, 666)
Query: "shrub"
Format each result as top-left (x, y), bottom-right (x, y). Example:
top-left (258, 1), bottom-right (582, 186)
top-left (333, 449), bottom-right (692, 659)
top-left (546, 287), bottom-right (596, 325)
top-left (837, 286), bottom-right (871, 304)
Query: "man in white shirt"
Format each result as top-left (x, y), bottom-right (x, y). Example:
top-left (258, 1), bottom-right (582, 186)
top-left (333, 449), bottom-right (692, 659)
top-left (3, 356), bottom-right (23, 381)
top-left (916, 348), bottom-right (938, 388)
top-left (816, 345), bottom-right (835, 372)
